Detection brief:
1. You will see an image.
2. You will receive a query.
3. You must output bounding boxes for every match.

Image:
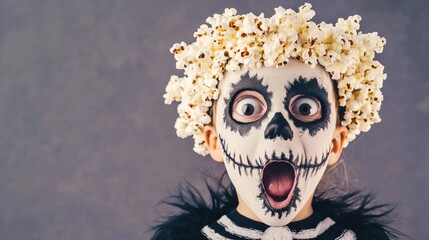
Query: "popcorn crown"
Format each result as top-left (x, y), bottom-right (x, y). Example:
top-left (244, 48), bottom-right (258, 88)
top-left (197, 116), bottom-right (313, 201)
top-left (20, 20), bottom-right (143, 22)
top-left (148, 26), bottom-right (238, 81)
top-left (164, 3), bottom-right (387, 156)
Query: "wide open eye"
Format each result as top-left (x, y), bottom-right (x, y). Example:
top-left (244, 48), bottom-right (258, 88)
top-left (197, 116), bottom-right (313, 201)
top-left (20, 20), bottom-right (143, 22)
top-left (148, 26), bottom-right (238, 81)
top-left (232, 90), bottom-right (267, 123)
top-left (289, 95), bottom-right (322, 122)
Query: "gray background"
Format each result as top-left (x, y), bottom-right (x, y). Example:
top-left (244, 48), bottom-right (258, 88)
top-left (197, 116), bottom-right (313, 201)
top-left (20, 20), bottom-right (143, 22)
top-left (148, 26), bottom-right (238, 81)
top-left (0, 0), bottom-right (428, 239)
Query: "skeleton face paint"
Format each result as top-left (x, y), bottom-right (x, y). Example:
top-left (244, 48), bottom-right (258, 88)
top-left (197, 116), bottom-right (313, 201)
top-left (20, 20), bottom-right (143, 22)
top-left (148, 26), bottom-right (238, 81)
top-left (215, 59), bottom-right (337, 226)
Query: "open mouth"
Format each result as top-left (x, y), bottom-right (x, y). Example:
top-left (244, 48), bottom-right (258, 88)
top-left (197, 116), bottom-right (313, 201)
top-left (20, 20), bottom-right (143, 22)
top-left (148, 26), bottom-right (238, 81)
top-left (262, 160), bottom-right (296, 209)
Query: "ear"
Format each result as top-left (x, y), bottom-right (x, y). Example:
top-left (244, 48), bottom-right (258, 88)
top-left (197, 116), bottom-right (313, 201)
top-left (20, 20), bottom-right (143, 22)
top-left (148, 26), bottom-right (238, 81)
top-left (203, 125), bottom-right (224, 163)
top-left (327, 126), bottom-right (348, 166)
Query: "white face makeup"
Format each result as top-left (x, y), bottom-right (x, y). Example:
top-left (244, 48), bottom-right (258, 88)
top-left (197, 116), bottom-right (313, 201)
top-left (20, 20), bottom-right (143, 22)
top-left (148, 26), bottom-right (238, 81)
top-left (215, 59), bottom-right (338, 226)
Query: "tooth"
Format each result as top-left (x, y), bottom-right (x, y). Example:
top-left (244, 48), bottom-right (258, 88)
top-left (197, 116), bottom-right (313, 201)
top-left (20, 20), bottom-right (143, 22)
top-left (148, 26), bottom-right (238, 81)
top-left (305, 157), bottom-right (311, 178)
top-left (246, 156), bottom-right (252, 166)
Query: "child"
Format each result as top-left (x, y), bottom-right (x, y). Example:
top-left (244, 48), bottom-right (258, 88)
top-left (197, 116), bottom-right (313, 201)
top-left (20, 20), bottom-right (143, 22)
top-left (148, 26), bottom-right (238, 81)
top-left (153, 3), bottom-right (399, 239)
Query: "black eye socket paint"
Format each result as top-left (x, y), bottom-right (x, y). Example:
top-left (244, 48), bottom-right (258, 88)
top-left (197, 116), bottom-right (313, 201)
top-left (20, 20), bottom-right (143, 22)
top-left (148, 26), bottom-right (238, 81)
top-left (283, 76), bottom-right (331, 136)
top-left (223, 73), bottom-right (272, 136)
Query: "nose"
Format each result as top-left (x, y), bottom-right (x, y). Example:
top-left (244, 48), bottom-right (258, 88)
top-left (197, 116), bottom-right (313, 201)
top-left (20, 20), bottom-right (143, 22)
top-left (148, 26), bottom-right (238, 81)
top-left (264, 112), bottom-right (293, 140)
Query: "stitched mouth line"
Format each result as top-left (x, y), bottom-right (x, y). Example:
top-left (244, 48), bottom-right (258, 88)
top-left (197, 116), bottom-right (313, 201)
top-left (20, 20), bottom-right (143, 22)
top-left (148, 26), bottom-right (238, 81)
top-left (295, 148), bottom-right (330, 169)
top-left (218, 135), bottom-right (330, 177)
top-left (219, 135), bottom-right (263, 176)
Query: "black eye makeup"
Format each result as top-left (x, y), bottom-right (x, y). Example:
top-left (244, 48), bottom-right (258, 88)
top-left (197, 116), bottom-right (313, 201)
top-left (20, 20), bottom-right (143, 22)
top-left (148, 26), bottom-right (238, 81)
top-left (223, 73), bottom-right (272, 136)
top-left (232, 90), bottom-right (267, 123)
top-left (289, 95), bottom-right (322, 122)
top-left (283, 77), bottom-right (331, 136)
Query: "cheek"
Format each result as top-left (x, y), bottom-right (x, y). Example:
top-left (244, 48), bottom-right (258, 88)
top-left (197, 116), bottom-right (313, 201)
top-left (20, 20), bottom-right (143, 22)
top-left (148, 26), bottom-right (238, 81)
top-left (299, 111), bottom-right (337, 157)
top-left (302, 126), bottom-right (333, 145)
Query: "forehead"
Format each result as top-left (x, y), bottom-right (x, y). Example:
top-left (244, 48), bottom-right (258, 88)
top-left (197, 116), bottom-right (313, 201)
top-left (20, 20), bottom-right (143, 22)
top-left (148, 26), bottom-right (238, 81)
top-left (219, 59), bottom-right (334, 98)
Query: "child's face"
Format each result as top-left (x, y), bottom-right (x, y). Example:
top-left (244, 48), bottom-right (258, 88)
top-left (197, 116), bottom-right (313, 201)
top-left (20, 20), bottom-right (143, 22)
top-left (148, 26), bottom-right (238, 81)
top-left (213, 59), bottom-right (338, 226)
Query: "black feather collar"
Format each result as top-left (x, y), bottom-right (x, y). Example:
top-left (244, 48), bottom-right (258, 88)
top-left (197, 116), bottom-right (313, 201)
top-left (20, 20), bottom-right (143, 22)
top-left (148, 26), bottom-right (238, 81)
top-left (150, 178), bottom-right (402, 239)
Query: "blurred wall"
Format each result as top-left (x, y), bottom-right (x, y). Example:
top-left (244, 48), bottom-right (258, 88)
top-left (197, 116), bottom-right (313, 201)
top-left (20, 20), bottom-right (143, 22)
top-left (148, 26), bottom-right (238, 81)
top-left (0, 0), bottom-right (428, 239)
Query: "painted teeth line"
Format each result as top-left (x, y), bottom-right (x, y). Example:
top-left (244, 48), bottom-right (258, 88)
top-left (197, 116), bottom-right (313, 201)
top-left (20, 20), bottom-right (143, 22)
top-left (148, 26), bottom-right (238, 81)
top-left (296, 148), bottom-right (331, 179)
top-left (264, 149), bottom-right (294, 162)
top-left (262, 147), bottom-right (330, 179)
top-left (220, 134), bottom-right (330, 178)
top-left (219, 135), bottom-right (263, 176)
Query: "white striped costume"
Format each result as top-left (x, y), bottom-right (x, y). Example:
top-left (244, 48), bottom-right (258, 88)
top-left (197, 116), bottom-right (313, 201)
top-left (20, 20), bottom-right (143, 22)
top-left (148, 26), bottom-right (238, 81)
top-left (202, 210), bottom-right (356, 240)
